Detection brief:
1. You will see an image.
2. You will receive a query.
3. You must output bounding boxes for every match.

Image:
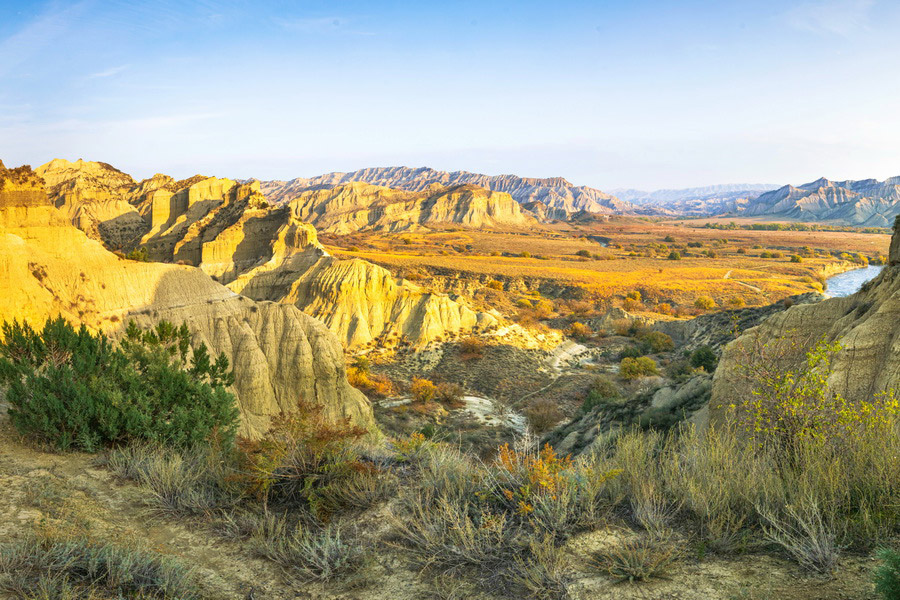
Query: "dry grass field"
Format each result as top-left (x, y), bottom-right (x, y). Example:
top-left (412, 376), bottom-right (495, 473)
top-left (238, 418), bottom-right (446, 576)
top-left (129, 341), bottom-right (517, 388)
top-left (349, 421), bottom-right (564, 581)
top-left (320, 217), bottom-right (891, 315)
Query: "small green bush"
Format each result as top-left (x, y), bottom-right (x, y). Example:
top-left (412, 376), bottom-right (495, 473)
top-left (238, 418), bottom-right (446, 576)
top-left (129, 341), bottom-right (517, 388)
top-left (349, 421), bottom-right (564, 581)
top-left (690, 346), bottom-right (718, 373)
top-left (0, 318), bottom-right (238, 452)
top-left (620, 357), bottom-right (659, 380)
top-left (694, 296), bottom-right (716, 310)
top-left (638, 331), bottom-right (674, 353)
top-left (581, 376), bottom-right (621, 413)
top-left (125, 246), bottom-right (149, 262)
top-left (875, 548), bottom-right (900, 600)
top-left (667, 251), bottom-right (681, 260)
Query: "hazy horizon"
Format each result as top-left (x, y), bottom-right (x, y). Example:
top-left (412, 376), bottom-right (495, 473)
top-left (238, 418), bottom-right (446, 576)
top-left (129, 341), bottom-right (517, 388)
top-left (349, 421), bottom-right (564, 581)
top-left (3, 0), bottom-right (900, 190)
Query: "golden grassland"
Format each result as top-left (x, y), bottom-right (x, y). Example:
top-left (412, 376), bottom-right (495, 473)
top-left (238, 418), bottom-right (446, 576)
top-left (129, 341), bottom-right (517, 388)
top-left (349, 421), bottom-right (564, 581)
top-left (320, 217), bottom-right (891, 310)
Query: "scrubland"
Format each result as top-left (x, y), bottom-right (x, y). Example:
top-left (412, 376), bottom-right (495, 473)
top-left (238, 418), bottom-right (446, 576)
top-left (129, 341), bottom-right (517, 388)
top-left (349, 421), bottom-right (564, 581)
top-left (321, 217), bottom-right (890, 315)
top-left (1, 318), bottom-right (899, 600)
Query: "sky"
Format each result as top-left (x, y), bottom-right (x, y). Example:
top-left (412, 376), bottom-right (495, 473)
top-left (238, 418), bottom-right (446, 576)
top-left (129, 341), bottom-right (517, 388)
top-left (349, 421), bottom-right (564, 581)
top-left (2, 0), bottom-right (900, 190)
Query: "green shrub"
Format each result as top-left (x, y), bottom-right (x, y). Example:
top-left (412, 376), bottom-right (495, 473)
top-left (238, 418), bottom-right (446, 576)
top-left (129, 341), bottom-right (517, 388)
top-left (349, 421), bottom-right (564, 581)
top-left (581, 376), bottom-right (621, 413)
top-left (638, 331), bottom-right (674, 353)
top-left (667, 251), bottom-right (681, 260)
top-left (125, 246), bottom-right (149, 262)
top-left (690, 346), bottom-right (718, 372)
top-left (620, 357), bottom-right (659, 380)
top-left (875, 548), bottom-right (900, 600)
top-left (0, 318), bottom-right (238, 452)
top-left (694, 296), bottom-right (716, 310)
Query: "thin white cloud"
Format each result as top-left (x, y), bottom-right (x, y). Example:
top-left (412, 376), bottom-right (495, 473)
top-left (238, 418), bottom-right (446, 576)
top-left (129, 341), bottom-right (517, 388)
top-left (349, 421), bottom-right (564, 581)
top-left (784, 0), bottom-right (875, 36)
top-left (86, 64), bottom-right (130, 79)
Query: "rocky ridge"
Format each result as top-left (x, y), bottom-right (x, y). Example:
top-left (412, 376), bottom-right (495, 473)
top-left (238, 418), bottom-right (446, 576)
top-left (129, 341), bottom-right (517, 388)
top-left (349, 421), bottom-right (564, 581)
top-left (0, 162), bottom-right (373, 438)
top-left (287, 181), bottom-right (537, 233)
top-left (743, 176), bottom-right (900, 226)
top-left (259, 165), bottom-right (635, 215)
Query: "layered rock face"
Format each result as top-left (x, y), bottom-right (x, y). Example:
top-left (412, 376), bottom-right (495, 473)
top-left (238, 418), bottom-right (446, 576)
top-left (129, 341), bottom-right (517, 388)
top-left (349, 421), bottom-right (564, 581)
top-left (287, 181), bottom-right (536, 233)
top-left (0, 163), bottom-right (373, 438)
top-left (744, 176), bottom-right (900, 227)
top-left (711, 217), bottom-right (900, 418)
top-left (260, 165), bottom-right (635, 215)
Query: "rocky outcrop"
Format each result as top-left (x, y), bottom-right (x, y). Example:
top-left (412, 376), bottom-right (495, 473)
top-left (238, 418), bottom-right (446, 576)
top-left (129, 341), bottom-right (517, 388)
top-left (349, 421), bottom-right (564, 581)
top-left (135, 176), bottom-right (497, 349)
top-left (287, 181), bottom-right (536, 233)
top-left (260, 166), bottom-right (635, 215)
top-left (653, 293), bottom-right (823, 353)
top-left (0, 162), bottom-right (373, 438)
top-left (744, 176), bottom-right (900, 227)
top-left (521, 201), bottom-right (570, 222)
top-left (34, 160), bottom-right (501, 349)
top-left (711, 217), bottom-right (900, 420)
top-left (546, 375), bottom-right (713, 456)
top-left (36, 159), bottom-right (148, 249)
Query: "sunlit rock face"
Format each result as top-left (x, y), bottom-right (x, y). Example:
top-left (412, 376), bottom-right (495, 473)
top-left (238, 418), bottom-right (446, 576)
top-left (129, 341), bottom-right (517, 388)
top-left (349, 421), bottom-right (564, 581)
top-left (36, 160), bottom-right (496, 349)
top-left (259, 165), bottom-right (634, 215)
top-left (744, 176), bottom-right (900, 227)
top-left (0, 161), bottom-right (374, 439)
top-left (284, 181), bottom-right (536, 233)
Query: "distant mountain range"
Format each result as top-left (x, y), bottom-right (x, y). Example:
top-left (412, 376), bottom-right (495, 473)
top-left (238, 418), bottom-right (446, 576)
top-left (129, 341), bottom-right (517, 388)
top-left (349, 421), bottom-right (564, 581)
top-left (613, 184), bottom-right (779, 215)
top-left (742, 177), bottom-right (900, 227)
top-left (259, 166), bottom-right (636, 216)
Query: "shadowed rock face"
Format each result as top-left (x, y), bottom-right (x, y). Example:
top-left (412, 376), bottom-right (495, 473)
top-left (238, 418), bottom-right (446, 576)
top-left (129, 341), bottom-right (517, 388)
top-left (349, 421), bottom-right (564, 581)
top-left (0, 162), bottom-right (373, 438)
top-left (710, 217), bottom-right (900, 421)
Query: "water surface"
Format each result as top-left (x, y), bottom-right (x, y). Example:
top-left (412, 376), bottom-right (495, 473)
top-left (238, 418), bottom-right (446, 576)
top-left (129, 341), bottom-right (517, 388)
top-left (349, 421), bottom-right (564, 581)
top-left (825, 265), bottom-right (884, 297)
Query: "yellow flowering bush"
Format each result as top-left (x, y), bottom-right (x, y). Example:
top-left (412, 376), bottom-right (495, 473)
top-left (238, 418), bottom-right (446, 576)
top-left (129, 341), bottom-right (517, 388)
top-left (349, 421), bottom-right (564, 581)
top-left (737, 339), bottom-right (899, 452)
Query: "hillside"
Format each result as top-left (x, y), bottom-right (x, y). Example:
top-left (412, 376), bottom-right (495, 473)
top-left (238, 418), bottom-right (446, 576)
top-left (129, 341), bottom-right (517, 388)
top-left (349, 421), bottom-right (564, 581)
top-left (0, 161), bottom-right (373, 438)
top-left (287, 181), bottom-right (537, 233)
top-left (743, 176), bottom-right (900, 226)
top-left (259, 165), bottom-right (636, 214)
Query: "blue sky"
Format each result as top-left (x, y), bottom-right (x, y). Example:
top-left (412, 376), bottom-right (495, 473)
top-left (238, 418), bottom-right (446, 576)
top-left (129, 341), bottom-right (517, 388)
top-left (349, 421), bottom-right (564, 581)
top-left (2, 0), bottom-right (900, 189)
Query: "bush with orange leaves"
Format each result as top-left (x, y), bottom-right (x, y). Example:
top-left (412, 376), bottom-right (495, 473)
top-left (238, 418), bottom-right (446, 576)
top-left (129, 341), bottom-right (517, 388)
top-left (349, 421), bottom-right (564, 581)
top-left (233, 402), bottom-right (379, 519)
top-left (347, 367), bottom-right (393, 397)
top-left (484, 442), bottom-right (621, 538)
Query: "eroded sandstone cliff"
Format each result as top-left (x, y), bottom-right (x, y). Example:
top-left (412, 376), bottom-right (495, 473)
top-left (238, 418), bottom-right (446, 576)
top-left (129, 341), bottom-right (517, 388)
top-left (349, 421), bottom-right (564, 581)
top-left (0, 163), bottom-right (373, 438)
top-left (41, 160), bottom-right (498, 349)
top-left (286, 181), bottom-right (537, 233)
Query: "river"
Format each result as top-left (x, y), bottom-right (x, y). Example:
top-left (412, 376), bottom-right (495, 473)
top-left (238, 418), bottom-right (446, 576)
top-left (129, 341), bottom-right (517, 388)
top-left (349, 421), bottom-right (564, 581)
top-left (825, 265), bottom-right (884, 297)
